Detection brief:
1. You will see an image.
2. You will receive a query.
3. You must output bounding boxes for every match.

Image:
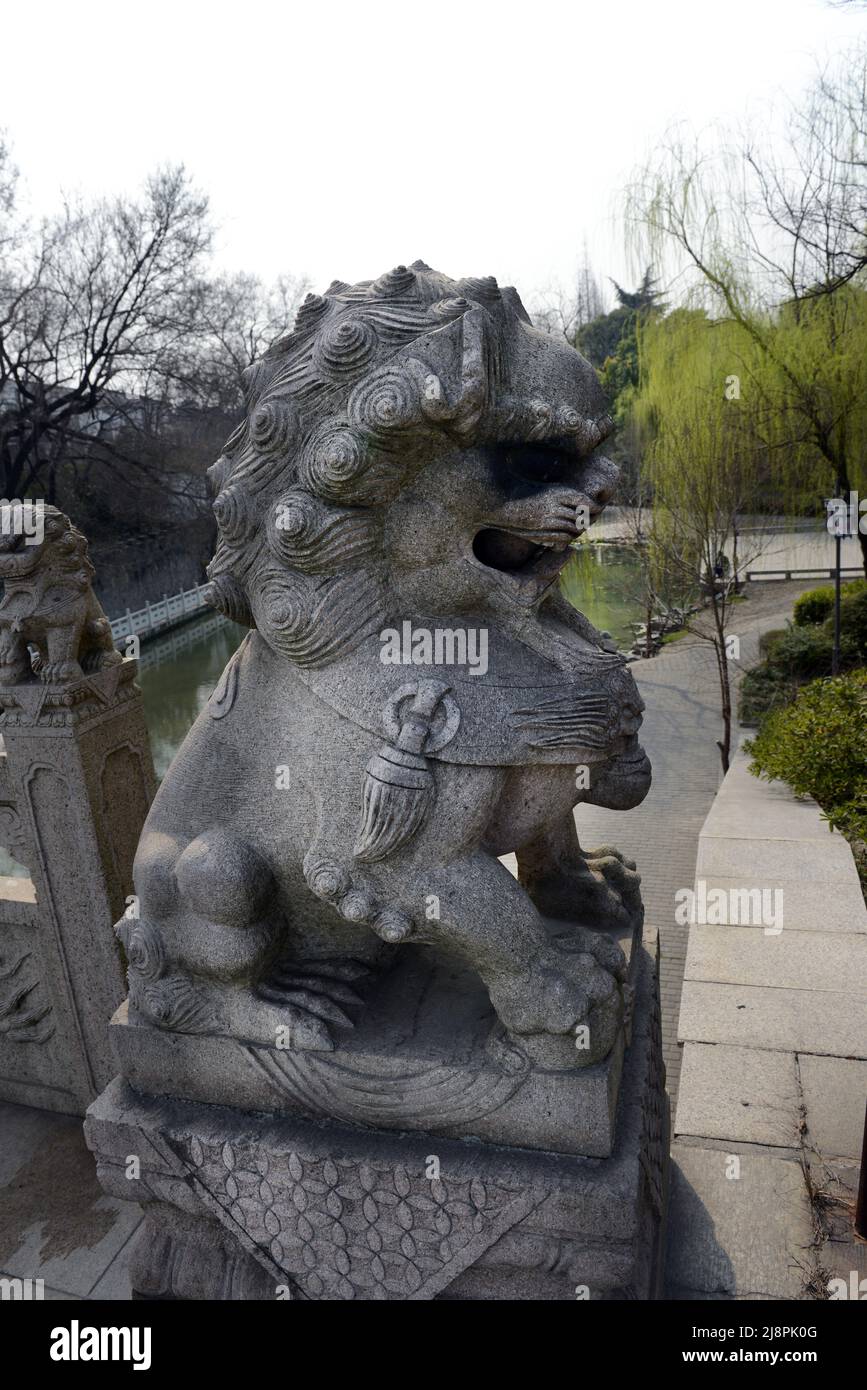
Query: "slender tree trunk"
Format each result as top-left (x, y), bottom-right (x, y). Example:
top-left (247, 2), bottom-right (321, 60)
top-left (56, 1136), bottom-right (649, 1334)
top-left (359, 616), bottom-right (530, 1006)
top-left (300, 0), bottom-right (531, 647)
top-left (3, 452), bottom-right (25, 501)
top-left (7, 429), bottom-right (35, 500)
top-left (711, 595), bottom-right (732, 774)
top-left (717, 643), bottom-right (732, 774)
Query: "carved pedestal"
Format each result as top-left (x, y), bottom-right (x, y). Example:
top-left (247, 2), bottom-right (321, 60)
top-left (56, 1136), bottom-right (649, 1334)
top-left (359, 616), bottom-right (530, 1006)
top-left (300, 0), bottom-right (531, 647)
top-left (0, 662), bottom-right (155, 1113)
top-left (86, 927), bottom-right (668, 1300)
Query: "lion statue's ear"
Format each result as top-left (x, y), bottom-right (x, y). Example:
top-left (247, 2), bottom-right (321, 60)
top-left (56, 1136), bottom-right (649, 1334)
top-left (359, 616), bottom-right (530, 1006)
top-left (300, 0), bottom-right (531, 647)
top-left (241, 360), bottom-right (267, 408)
top-left (206, 573), bottom-right (256, 629)
top-left (44, 508), bottom-right (68, 539)
top-left (500, 286), bottom-right (532, 324)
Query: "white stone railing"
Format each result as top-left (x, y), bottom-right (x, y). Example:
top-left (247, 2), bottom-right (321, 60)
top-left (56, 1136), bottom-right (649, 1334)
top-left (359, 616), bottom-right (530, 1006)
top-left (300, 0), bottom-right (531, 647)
top-left (136, 610), bottom-right (230, 671)
top-left (109, 583), bottom-right (212, 644)
top-left (747, 566), bottom-right (862, 581)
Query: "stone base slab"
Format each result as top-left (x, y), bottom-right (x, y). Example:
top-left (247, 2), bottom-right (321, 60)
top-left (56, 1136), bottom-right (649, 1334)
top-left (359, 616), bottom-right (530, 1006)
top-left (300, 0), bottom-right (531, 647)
top-left (106, 918), bottom-right (650, 1161)
top-left (85, 932), bottom-right (668, 1301)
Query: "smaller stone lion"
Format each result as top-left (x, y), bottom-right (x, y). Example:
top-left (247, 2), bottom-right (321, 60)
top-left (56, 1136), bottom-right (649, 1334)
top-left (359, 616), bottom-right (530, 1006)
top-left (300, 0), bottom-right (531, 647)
top-left (0, 505), bottom-right (121, 685)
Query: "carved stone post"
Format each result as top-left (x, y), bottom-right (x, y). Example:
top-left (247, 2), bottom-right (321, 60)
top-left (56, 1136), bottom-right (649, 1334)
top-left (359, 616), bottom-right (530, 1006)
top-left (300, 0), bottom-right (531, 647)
top-left (0, 506), bottom-right (155, 1114)
top-left (86, 265), bottom-right (669, 1298)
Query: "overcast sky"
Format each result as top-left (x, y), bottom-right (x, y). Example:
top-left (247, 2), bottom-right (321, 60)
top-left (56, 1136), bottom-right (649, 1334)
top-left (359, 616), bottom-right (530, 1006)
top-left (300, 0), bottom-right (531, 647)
top-left (2, 0), bottom-right (864, 308)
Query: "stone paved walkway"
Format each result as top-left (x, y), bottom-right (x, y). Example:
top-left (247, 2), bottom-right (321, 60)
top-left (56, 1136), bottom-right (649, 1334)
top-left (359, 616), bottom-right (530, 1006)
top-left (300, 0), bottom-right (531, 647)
top-left (666, 748), bottom-right (867, 1299)
top-left (576, 581), bottom-right (815, 1102)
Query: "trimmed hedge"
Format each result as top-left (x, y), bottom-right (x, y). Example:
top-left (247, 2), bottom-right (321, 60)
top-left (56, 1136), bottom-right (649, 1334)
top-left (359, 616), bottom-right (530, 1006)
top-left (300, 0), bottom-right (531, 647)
top-left (793, 586), bottom-right (835, 626)
top-left (758, 627), bottom-right (787, 658)
top-left (794, 577), bottom-right (866, 628)
top-left (744, 670), bottom-right (867, 843)
top-left (739, 665), bottom-right (800, 723)
top-left (827, 584), bottom-right (867, 663)
top-left (740, 625), bottom-right (833, 722)
top-left (741, 582), bottom-right (867, 723)
top-left (765, 626), bottom-right (835, 677)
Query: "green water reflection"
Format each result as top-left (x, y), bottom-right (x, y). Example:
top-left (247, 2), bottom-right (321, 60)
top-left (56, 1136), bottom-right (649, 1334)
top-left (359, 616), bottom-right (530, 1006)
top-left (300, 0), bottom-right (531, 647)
top-left (139, 616), bottom-right (247, 780)
top-left (559, 543), bottom-right (643, 645)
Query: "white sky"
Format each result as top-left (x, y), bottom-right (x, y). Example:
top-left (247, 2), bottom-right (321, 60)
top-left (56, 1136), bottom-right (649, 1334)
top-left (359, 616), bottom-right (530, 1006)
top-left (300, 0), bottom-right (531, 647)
top-left (2, 0), bottom-right (865, 308)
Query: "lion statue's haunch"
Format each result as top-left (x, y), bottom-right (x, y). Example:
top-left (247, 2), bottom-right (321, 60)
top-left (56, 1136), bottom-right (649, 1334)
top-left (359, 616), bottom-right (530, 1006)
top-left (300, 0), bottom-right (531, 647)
top-left (122, 263), bottom-right (651, 1069)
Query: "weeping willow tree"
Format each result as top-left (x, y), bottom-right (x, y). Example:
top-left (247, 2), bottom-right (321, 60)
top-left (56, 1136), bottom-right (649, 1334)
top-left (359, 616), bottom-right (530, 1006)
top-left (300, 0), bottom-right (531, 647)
top-left (625, 43), bottom-right (867, 573)
top-left (755, 287), bottom-right (867, 529)
top-left (634, 309), bottom-right (770, 770)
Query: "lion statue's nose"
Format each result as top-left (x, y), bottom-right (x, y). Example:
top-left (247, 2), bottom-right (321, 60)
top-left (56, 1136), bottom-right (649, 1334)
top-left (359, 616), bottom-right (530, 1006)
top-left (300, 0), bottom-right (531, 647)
top-left (572, 453), bottom-right (619, 518)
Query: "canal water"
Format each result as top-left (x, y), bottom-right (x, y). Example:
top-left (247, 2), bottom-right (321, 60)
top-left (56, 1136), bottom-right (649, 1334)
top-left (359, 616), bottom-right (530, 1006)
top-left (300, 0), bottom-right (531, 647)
top-left (139, 615), bottom-right (247, 781)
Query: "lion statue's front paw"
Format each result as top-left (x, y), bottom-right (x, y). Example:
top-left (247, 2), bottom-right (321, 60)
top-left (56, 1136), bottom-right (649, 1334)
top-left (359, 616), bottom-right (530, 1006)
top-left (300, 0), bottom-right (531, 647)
top-left (578, 844), bottom-right (642, 926)
top-left (38, 659), bottom-right (83, 685)
top-left (523, 843), bottom-right (641, 933)
top-left (488, 943), bottom-right (622, 1066)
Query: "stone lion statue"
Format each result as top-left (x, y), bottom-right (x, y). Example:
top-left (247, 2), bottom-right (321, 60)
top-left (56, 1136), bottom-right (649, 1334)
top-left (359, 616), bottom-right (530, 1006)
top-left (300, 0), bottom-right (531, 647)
top-left (0, 505), bottom-right (121, 685)
top-left (122, 263), bottom-right (651, 1069)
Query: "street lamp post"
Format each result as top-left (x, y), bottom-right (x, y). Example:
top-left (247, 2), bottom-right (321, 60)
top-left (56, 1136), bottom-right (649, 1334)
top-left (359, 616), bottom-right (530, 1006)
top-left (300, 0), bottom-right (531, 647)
top-left (833, 527), bottom-right (842, 677)
top-left (825, 496), bottom-right (846, 677)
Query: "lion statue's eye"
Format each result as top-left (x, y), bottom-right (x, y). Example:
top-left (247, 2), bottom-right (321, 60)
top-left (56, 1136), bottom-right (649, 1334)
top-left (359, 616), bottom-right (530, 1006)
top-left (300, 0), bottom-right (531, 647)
top-left (489, 442), bottom-right (573, 484)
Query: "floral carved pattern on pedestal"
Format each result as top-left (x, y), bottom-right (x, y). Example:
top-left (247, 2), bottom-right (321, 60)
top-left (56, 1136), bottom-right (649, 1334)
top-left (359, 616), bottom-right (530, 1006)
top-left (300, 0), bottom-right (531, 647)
top-left (175, 1134), bottom-right (543, 1300)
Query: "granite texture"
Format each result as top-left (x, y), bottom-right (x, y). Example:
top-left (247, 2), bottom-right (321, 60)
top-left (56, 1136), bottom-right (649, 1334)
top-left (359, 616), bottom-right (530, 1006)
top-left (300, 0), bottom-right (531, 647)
top-left (119, 264), bottom-right (653, 1069)
top-left (86, 931), bottom-right (669, 1301)
top-left (0, 509), bottom-right (156, 1114)
top-left (88, 265), bottom-right (667, 1298)
top-left (799, 1054), bottom-right (867, 1163)
top-left (674, 1043), bottom-right (800, 1150)
top-left (665, 1145), bottom-right (813, 1300)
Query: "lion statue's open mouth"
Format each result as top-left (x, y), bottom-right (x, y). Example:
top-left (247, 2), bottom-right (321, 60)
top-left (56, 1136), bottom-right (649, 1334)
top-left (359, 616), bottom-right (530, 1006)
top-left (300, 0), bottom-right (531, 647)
top-left (473, 526), bottom-right (570, 575)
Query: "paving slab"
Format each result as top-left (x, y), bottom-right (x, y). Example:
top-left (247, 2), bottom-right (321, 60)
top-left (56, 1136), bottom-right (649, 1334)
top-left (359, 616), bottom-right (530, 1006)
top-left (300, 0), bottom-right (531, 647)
top-left (684, 926), bottom-right (867, 993)
top-left (678, 980), bottom-right (867, 1058)
top-left (665, 1143), bottom-right (814, 1299)
top-left (708, 762), bottom-right (811, 807)
top-left (799, 1054), bottom-right (867, 1164)
top-left (688, 876), bottom-right (866, 934)
top-left (697, 834), bottom-right (855, 881)
top-left (0, 1101), bottom-right (141, 1298)
top-left (702, 795), bottom-right (851, 845)
top-left (88, 1236), bottom-right (136, 1299)
top-left (704, 752), bottom-right (845, 813)
top-left (674, 1043), bottom-right (800, 1149)
top-left (0, 873), bottom-right (36, 903)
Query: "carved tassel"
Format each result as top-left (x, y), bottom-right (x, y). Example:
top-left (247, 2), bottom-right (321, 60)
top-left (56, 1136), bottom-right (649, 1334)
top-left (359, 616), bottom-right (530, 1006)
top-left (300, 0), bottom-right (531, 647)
top-left (354, 681), bottom-right (448, 862)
